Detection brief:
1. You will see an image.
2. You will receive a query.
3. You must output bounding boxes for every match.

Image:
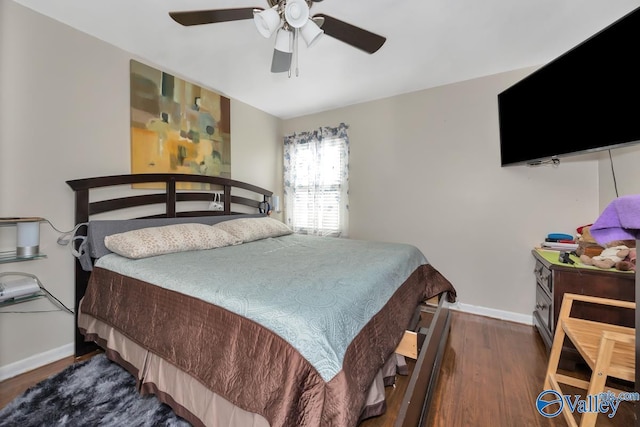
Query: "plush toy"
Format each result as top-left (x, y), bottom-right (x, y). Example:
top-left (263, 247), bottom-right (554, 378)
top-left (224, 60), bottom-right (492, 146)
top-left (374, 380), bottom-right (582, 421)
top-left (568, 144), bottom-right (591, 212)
top-left (575, 225), bottom-right (604, 258)
top-left (577, 224), bottom-right (595, 242)
top-left (579, 240), bottom-right (636, 270)
top-left (615, 247), bottom-right (636, 271)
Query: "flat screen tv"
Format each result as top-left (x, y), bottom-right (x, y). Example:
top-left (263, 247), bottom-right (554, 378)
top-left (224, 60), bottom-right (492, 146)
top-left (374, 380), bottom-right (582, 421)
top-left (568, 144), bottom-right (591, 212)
top-left (498, 7), bottom-right (640, 166)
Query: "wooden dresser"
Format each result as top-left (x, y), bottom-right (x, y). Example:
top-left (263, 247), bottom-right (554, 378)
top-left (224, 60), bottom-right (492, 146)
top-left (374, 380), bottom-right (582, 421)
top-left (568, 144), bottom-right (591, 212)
top-left (532, 249), bottom-right (635, 367)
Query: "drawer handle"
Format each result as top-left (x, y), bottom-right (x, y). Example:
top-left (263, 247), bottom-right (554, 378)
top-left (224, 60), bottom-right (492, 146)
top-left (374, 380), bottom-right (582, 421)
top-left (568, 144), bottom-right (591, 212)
top-left (536, 302), bottom-right (547, 310)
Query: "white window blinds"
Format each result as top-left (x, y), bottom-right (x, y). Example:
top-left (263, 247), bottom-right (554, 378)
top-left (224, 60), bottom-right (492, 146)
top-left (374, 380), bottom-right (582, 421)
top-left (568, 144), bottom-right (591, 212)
top-left (283, 124), bottom-right (349, 237)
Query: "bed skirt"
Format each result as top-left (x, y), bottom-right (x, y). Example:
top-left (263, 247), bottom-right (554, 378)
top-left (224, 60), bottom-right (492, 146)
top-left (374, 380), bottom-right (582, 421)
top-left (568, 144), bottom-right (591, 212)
top-left (78, 309), bottom-right (406, 427)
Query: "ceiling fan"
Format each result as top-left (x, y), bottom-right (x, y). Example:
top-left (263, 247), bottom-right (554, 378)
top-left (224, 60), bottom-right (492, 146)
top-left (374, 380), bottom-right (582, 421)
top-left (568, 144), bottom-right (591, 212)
top-left (169, 0), bottom-right (386, 75)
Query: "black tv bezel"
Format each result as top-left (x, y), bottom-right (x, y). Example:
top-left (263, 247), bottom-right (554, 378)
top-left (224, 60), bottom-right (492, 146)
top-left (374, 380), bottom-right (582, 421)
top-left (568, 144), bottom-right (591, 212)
top-left (498, 6), bottom-right (640, 167)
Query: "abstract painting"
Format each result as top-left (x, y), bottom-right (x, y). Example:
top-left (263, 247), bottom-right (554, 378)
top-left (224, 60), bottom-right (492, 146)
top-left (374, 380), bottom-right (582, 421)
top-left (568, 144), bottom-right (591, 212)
top-left (130, 60), bottom-right (231, 188)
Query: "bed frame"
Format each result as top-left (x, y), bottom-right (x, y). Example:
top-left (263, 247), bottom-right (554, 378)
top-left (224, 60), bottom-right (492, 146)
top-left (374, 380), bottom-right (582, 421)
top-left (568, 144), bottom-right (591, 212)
top-left (66, 173), bottom-right (452, 427)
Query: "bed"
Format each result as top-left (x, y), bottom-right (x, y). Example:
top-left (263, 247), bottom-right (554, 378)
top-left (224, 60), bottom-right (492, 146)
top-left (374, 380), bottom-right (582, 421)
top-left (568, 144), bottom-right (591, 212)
top-left (66, 173), bottom-right (457, 427)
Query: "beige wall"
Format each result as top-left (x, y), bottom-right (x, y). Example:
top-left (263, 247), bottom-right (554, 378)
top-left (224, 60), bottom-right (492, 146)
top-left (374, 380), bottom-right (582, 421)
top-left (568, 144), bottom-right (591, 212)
top-left (283, 70), bottom-right (609, 322)
top-left (0, 2), bottom-right (281, 372)
top-left (598, 144), bottom-right (640, 210)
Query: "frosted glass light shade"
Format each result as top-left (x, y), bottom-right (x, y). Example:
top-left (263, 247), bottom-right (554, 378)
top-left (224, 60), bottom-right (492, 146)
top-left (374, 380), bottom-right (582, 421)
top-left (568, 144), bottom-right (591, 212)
top-left (300, 20), bottom-right (323, 47)
top-left (274, 28), bottom-right (292, 53)
top-left (284, 0), bottom-right (309, 28)
top-left (254, 7), bottom-right (281, 38)
top-left (16, 221), bottom-right (40, 256)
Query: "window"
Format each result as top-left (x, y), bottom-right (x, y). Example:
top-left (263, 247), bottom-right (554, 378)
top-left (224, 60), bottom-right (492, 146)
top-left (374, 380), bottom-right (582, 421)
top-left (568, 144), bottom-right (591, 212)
top-left (283, 124), bottom-right (349, 237)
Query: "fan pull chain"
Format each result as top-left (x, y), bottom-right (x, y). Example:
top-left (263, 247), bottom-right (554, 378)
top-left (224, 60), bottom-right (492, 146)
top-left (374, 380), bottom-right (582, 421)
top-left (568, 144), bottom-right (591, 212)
top-left (288, 28), bottom-right (294, 78)
top-left (295, 28), bottom-right (300, 77)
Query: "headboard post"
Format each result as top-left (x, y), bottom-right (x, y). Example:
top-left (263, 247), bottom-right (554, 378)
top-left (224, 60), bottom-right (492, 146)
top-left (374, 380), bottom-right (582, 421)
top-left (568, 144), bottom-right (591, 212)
top-left (167, 178), bottom-right (177, 217)
top-left (224, 186), bottom-right (231, 214)
top-left (74, 189), bottom-right (89, 224)
top-left (73, 188), bottom-right (98, 356)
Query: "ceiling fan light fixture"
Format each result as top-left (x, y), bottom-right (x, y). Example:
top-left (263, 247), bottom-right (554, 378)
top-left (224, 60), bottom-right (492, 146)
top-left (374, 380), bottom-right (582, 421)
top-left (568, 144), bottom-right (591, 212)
top-left (300, 19), bottom-right (323, 47)
top-left (254, 6), bottom-right (281, 37)
top-left (284, 0), bottom-right (309, 28)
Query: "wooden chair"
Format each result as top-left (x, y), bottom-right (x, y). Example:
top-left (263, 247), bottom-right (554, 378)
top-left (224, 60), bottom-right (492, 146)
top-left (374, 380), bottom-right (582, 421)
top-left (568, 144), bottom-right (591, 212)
top-left (544, 293), bottom-right (635, 427)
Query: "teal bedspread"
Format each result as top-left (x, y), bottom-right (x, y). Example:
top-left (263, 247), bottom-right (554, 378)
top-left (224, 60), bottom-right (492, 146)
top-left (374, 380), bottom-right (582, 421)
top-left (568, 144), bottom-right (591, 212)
top-left (95, 233), bottom-right (427, 382)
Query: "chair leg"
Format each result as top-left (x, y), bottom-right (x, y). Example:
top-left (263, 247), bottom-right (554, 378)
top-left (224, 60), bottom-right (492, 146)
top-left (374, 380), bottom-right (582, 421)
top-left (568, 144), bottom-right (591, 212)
top-left (578, 336), bottom-right (616, 427)
top-left (545, 296), bottom-right (574, 390)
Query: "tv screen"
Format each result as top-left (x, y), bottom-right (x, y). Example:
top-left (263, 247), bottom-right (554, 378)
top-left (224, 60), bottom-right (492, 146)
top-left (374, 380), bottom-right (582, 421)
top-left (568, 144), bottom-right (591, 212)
top-left (498, 7), bottom-right (640, 166)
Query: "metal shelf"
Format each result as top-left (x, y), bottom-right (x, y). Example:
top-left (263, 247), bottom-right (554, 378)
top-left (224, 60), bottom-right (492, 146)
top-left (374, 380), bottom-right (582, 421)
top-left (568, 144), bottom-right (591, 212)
top-left (0, 217), bottom-right (45, 225)
top-left (0, 292), bottom-right (45, 308)
top-left (0, 251), bottom-right (47, 264)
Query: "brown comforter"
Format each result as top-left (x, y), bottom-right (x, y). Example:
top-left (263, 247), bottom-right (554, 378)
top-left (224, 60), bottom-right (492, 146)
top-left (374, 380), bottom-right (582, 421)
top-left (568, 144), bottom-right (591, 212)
top-left (80, 263), bottom-right (456, 427)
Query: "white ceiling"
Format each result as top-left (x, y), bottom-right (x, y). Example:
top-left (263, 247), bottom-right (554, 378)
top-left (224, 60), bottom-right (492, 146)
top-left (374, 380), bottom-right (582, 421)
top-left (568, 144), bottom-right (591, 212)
top-left (11, 0), bottom-right (640, 119)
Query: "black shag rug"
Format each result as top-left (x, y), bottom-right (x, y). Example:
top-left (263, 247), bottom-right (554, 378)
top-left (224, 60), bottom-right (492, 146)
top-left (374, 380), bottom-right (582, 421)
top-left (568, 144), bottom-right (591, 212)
top-left (0, 353), bottom-right (190, 426)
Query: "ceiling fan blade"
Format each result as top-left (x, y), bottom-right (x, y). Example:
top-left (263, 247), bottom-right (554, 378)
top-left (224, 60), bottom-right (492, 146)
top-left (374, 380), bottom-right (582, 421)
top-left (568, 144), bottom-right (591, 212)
top-left (169, 8), bottom-right (262, 26)
top-left (313, 14), bottom-right (386, 54)
top-left (271, 49), bottom-right (293, 73)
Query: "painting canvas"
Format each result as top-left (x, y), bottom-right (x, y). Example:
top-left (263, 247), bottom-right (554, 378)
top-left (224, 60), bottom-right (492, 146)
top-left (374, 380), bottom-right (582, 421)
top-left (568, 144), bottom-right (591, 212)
top-left (130, 60), bottom-right (231, 188)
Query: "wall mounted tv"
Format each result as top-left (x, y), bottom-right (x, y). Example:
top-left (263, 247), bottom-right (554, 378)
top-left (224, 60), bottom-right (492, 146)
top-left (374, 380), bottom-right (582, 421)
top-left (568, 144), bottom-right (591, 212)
top-left (498, 7), bottom-right (640, 167)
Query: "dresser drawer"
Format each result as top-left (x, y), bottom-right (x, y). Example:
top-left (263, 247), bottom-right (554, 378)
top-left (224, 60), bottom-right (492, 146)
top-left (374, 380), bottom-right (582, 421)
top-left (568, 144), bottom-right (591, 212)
top-left (533, 260), bottom-right (552, 296)
top-left (535, 283), bottom-right (553, 332)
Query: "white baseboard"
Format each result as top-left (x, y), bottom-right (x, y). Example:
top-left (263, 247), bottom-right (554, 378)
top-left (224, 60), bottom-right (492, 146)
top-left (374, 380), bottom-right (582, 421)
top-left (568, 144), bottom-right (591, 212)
top-left (0, 342), bottom-right (74, 382)
top-left (449, 302), bottom-right (534, 325)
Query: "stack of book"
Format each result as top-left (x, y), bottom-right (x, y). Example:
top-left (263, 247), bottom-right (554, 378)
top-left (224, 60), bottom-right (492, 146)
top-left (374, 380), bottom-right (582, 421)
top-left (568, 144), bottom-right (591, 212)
top-left (540, 241), bottom-right (579, 251)
top-left (540, 233), bottom-right (579, 251)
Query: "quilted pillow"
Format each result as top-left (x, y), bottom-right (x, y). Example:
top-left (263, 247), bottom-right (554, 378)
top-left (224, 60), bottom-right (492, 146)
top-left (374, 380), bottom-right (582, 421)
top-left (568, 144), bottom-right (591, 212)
top-left (104, 223), bottom-right (241, 259)
top-left (214, 217), bottom-right (292, 243)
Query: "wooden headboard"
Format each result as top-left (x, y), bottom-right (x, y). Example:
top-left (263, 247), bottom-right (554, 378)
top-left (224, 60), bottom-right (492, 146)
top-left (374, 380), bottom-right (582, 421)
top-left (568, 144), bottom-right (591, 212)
top-left (66, 173), bottom-right (273, 356)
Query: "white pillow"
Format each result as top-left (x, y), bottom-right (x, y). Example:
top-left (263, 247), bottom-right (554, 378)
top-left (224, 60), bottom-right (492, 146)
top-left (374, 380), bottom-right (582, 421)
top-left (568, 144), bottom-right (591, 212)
top-left (214, 217), bottom-right (292, 243)
top-left (104, 223), bottom-right (241, 259)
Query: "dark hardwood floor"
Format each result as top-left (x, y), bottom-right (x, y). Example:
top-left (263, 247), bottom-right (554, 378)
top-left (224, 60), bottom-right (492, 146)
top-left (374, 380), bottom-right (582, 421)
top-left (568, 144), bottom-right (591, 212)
top-left (1, 311), bottom-right (636, 426)
top-left (362, 311), bottom-right (636, 427)
top-left (0, 350), bottom-right (99, 409)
